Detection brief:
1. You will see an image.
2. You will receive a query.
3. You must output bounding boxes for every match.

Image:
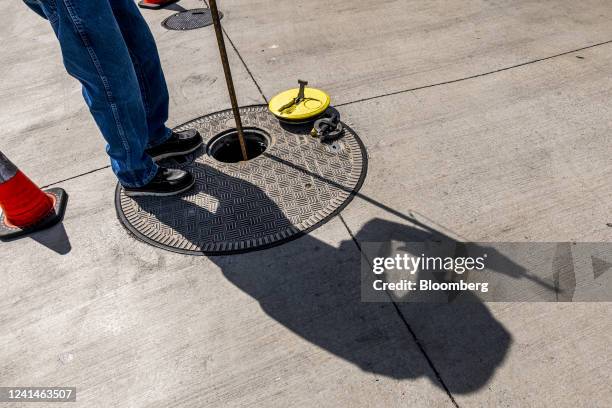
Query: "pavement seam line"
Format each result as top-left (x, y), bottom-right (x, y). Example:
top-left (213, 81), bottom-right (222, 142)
top-left (40, 165), bottom-right (111, 189)
top-left (203, 0), bottom-right (269, 104)
top-left (336, 39), bottom-right (612, 107)
top-left (337, 214), bottom-right (460, 408)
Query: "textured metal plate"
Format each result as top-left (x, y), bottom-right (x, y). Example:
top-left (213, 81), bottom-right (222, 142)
top-left (161, 9), bottom-right (220, 31)
top-left (115, 105), bottom-right (367, 255)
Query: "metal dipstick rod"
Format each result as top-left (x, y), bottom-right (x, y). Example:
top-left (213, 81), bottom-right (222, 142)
top-left (209, 0), bottom-right (248, 161)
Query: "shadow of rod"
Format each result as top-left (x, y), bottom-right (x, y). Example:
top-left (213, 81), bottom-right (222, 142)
top-left (264, 152), bottom-right (555, 291)
top-left (264, 152), bottom-right (448, 237)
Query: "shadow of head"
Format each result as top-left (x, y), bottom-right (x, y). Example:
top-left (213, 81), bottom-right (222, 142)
top-left (137, 163), bottom-right (513, 393)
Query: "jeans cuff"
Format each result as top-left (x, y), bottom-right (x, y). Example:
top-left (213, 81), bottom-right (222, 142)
top-left (147, 127), bottom-right (173, 149)
top-left (120, 162), bottom-right (159, 188)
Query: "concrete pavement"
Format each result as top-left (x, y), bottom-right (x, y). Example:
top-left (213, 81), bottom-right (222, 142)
top-left (1, 0), bottom-right (611, 406)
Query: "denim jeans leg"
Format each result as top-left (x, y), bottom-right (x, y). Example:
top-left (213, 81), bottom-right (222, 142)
top-left (110, 0), bottom-right (173, 148)
top-left (22, 0), bottom-right (47, 18)
top-left (32, 0), bottom-right (158, 187)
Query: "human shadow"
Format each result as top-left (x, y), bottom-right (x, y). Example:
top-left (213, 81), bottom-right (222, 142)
top-left (136, 162), bottom-right (521, 393)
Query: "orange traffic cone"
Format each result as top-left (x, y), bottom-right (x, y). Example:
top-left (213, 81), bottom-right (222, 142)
top-left (0, 150), bottom-right (68, 240)
top-left (138, 0), bottom-right (179, 9)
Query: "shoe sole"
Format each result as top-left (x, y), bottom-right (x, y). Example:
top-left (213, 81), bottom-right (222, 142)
top-left (124, 178), bottom-right (196, 197)
top-left (150, 141), bottom-right (203, 161)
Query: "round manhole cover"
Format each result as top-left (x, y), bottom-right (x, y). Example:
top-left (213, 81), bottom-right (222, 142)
top-left (115, 105), bottom-right (368, 255)
top-left (161, 8), bottom-right (220, 31)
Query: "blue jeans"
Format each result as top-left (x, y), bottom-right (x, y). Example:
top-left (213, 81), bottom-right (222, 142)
top-left (23, 0), bottom-right (172, 187)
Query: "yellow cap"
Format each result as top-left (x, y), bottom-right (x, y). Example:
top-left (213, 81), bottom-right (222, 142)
top-left (268, 87), bottom-right (331, 121)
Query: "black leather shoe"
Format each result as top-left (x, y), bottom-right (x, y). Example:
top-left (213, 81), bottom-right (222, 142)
top-left (123, 167), bottom-right (195, 197)
top-left (146, 129), bottom-right (203, 161)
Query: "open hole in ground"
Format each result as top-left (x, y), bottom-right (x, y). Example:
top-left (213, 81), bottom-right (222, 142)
top-left (207, 127), bottom-right (270, 163)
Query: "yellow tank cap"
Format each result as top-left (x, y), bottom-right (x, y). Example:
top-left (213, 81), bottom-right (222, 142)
top-left (269, 87), bottom-right (331, 121)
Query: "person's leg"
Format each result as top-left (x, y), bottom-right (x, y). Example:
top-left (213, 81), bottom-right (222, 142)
top-left (22, 0), bottom-right (47, 18)
top-left (106, 0), bottom-right (204, 162)
top-left (109, 0), bottom-right (172, 148)
top-left (34, 0), bottom-right (157, 187)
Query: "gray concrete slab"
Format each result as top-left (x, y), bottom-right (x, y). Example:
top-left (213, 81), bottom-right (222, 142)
top-left (335, 42), bottom-right (612, 406)
top-left (217, 0), bottom-right (612, 105)
top-left (338, 43), bottom-right (612, 242)
top-left (2, 0), bottom-right (612, 406)
top-left (0, 0), bottom-right (263, 187)
top-left (0, 168), bottom-right (454, 408)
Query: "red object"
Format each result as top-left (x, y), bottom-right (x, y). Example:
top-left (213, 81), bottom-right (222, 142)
top-left (0, 171), bottom-right (54, 228)
top-left (138, 0), bottom-right (179, 9)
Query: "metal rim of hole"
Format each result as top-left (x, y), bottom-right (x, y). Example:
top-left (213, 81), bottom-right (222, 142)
top-left (161, 8), bottom-right (222, 31)
top-left (207, 127), bottom-right (270, 163)
top-left (114, 105), bottom-right (368, 256)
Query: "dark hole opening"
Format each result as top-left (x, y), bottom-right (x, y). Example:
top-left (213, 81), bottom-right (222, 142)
top-left (207, 128), bottom-right (269, 163)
